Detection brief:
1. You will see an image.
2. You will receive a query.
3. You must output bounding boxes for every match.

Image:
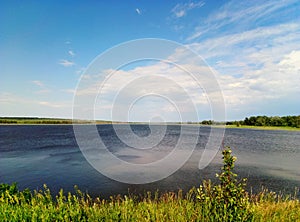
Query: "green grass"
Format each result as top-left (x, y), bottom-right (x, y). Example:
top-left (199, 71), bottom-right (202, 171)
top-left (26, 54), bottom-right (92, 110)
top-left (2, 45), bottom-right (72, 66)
top-left (253, 200), bottom-right (300, 221)
top-left (0, 117), bottom-right (112, 125)
top-left (0, 117), bottom-right (73, 124)
top-left (1, 147), bottom-right (299, 221)
top-left (224, 125), bottom-right (300, 131)
top-left (0, 186), bottom-right (299, 221)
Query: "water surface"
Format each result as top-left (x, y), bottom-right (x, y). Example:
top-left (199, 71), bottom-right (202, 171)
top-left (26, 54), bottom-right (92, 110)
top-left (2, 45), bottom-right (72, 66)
top-left (0, 125), bottom-right (299, 198)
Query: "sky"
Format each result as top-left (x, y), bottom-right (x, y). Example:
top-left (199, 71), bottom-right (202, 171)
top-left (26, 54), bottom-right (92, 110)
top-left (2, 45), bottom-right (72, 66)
top-left (1, 0), bottom-right (299, 121)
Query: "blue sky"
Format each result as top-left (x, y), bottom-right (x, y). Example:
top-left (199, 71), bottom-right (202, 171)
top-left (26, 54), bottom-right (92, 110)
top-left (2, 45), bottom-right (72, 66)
top-left (1, 0), bottom-right (299, 121)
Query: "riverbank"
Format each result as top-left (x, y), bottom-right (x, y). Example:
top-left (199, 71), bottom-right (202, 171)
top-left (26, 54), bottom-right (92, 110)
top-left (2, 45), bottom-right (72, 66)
top-left (0, 118), bottom-right (112, 125)
top-left (1, 118), bottom-right (300, 131)
top-left (0, 184), bottom-right (299, 221)
top-left (224, 124), bottom-right (300, 131)
top-left (1, 123), bottom-right (299, 132)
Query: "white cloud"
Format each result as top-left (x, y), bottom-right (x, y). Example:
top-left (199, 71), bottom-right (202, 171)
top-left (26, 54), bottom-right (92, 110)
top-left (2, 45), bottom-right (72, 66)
top-left (32, 80), bottom-right (44, 87)
top-left (31, 80), bottom-right (51, 94)
top-left (69, 0), bottom-right (300, 120)
top-left (75, 16), bottom-right (300, 121)
top-left (35, 89), bottom-right (51, 94)
top-left (217, 55), bottom-right (300, 113)
top-left (68, 50), bottom-right (76, 57)
top-left (76, 67), bottom-right (86, 75)
top-left (174, 10), bottom-right (185, 18)
top-left (61, 89), bottom-right (76, 94)
top-left (74, 59), bottom-right (214, 121)
top-left (187, 0), bottom-right (299, 41)
top-left (0, 92), bottom-right (71, 117)
top-left (171, 1), bottom-right (205, 18)
top-left (279, 50), bottom-right (300, 72)
top-left (188, 23), bottom-right (300, 60)
top-left (82, 16), bottom-right (300, 120)
top-left (3, 95), bottom-right (69, 108)
top-left (207, 44), bottom-right (300, 118)
top-left (38, 101), bottom-right (65, 108)
top-left (135, 8), bottom-right (141, 15)
top-left (0, 92), bottom-right (16, 103)
top-left (71, 38), bottom-right (300, 121)
top-left (59, 59), bottom-right (75, 67)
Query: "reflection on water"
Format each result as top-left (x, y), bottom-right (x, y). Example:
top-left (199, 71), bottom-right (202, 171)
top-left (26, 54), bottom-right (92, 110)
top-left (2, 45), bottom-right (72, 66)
top-left (0, 125), bottom-right (299, 198)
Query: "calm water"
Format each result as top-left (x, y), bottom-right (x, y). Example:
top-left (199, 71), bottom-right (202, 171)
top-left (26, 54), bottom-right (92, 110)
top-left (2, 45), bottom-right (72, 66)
top-left (0, 125), bottom-right (299, 198)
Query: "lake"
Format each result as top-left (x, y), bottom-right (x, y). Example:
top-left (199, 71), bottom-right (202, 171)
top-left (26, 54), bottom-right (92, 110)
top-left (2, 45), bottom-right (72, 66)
top-left (0, 125), bottom-right (299, 198)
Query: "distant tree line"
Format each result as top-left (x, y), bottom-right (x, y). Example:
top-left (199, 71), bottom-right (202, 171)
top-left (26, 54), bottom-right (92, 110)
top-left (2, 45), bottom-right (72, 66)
top-left (226, 115), bottom-right (300, 128)
top-left (0, 117), bottom-right (72, 124)
top-left (0, 119), bottom-right (18, 124)
top-left (201, 120), bottom-right (214, 125)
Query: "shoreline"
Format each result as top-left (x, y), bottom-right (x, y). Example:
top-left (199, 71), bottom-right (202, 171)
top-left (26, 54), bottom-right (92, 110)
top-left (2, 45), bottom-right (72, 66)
top-left (0, 122), bottom-right (299, 131)
top-left (223, 124), bottom-right (300, 131)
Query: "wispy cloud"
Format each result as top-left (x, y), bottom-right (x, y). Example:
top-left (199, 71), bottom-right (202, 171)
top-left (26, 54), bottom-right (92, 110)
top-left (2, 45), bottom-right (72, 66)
top-left (78, 0), bottom-right (300, 121)
top-left (215, 50), bottom-right (300, 117)
top-left (35, 89), bottom-right (51, 94)
top-left (188, 23), bottom-right (300, 60)
top-left (38, 101), bottom-right (65, 108)
top-left (61, 89), bottom-right (75, 94)
top-left (279, 50), bottom-right (300, 71)
top-left (0, 92), bottom-right (17, 103)
top-left (74, 60), bottom-right (213, 121)
top-left (59, 59), bottom-right (75, 67)
top-left (182, 0), bottom-right (300, 119)
top-left (171, 1), bottom-right (205, 18)
top-left (135, 8), bottom-right (141, 15)
top-left (32, 80), bottom-right (44, 87)
top-left (76, 67), bottom-right (86, 75)
top-left (31, 80), bottom-right (51, 94)
top-left (0, 90), bottom-right (73, 117)
top-left (0, 93), bottom-right (56, 109)
top-left (68, 50), bottom-right (75, 57)
top-left (187, 0), bottom-right (299, 41)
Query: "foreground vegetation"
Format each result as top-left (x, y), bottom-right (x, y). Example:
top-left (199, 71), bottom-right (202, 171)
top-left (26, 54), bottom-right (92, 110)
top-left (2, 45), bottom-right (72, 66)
top-left (1, 148), bottom-right (299, 221)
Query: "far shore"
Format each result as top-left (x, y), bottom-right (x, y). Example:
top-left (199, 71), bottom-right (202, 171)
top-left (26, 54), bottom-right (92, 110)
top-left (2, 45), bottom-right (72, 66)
top-left (222, 124), bottom-right (300, 131)
top-left (0, 121), bottom-right (299, 131)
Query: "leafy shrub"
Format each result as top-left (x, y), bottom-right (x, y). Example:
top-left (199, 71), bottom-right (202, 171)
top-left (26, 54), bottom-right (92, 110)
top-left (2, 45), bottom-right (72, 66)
top-left (0, 182), bottom-right (31, 204)
top-left (196, 147), bottom-right (253, 221)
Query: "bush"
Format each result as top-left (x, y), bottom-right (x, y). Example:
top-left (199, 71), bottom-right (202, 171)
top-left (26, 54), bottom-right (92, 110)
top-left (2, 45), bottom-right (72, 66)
top-left (196, 147), bottom-right (253, 221)
top-left (0, 182), bottom-right (32, 204)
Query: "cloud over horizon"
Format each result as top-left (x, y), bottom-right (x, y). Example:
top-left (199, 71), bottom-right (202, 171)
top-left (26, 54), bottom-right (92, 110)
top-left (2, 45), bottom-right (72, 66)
top-left (59, 59), bottom-right (75, 67)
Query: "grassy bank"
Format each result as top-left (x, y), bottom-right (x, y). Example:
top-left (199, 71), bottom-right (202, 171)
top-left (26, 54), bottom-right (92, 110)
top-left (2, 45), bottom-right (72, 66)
top-left (1, 147), bottom-right (299, 221)
top-left (1, 187), bottom-right (299, 221)
top-left (0, 117), bottom-right (113, 125)
top-left (0, 117), bottom-right (73, 124)
top-left (224, 125), bottom-right (300, 131)
top-left (1, 117), bottom-right (300, 131)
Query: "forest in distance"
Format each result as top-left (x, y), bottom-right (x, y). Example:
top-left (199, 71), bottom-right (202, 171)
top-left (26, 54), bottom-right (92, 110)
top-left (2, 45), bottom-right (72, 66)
top-left (224, 115), bottom-right (300, 128)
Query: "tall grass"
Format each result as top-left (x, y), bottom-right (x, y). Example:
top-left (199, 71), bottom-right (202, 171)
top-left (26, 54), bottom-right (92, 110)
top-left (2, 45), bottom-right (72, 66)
top-left (1, 147), bottom-right (299, 221)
